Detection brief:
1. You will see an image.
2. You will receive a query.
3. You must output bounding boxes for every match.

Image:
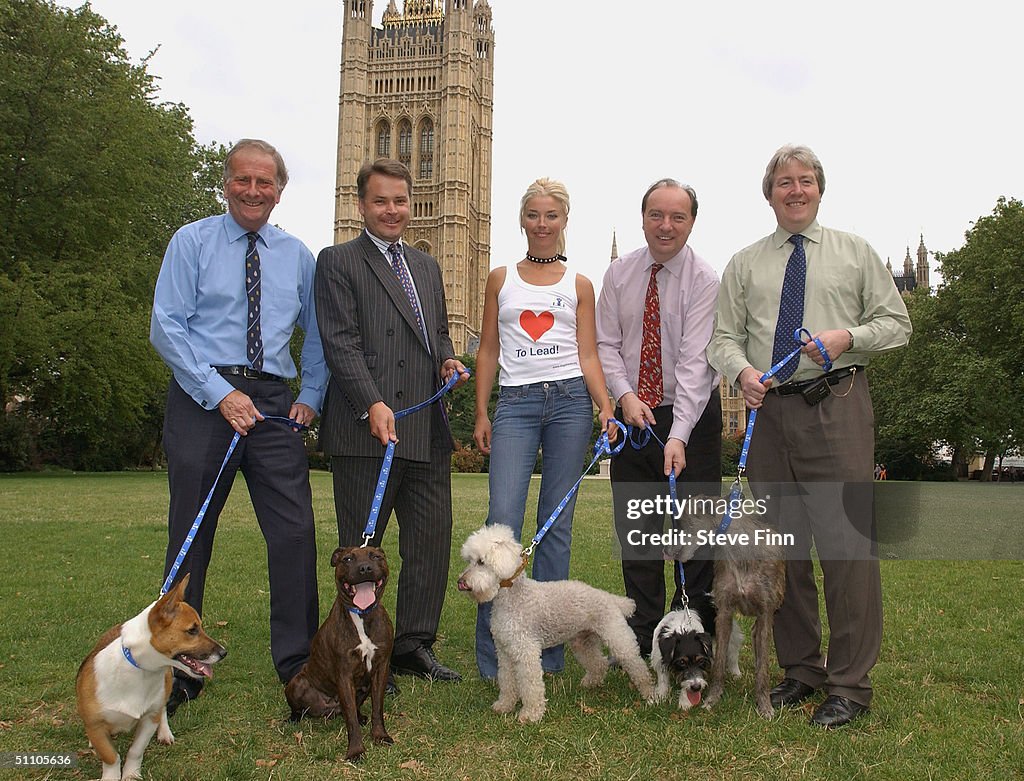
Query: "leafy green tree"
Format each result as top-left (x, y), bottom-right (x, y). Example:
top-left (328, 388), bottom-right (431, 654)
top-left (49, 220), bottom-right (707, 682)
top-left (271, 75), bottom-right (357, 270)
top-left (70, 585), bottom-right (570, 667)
top-left (872, 198), bottom-right (1024, 479)
top-left (934, 197), bottom-right (1024, 472)
top-left (0, 0), bottom-right (223, 469)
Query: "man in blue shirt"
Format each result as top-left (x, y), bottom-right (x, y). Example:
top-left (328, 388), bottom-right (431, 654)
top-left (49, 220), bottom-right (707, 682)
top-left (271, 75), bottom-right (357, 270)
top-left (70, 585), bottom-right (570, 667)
top-left (150, 138), bottom-right (327, 713)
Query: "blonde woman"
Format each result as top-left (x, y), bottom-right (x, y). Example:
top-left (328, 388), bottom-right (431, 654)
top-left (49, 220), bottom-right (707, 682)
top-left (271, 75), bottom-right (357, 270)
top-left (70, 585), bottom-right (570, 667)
top-left (472, 178), bottom-right (615, 679)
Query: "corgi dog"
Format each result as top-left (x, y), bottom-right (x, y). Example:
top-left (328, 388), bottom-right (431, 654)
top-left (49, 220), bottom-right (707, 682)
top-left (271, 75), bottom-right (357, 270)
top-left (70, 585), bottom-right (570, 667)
top-left (75, 574), bottom-right (226, 780)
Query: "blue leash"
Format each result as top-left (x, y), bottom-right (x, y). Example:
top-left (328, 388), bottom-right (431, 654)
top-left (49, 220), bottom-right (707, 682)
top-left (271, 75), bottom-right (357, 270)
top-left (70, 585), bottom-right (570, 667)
top-left (718, 327), bottom-right (831, 534)
top-left (160, 414), bottom-right (308, 595)
top-left (623, 327), bottom-right (832, 600)
top-left (520, 418), bottom-right (627, 558)
top-left (360, 369), bottom-right (470, 546)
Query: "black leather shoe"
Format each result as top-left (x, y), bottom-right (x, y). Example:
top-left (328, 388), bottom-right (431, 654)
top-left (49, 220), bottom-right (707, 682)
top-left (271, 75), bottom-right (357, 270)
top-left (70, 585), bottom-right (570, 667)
top-left (810, 695), bottom-right (869, 728)
top-left (769, 678), bottom-right (817, 708)
top-left (385, 671), bottom-right (400, 696)
top-left (166, 675), bottom-right (204, 717)
top-left (390, 646), bottom-right (462, 682)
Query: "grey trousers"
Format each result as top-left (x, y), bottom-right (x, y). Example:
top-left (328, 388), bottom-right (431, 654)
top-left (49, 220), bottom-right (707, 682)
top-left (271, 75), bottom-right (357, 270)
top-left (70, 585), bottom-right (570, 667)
top-left (745, 372), bottom-right (881, 707)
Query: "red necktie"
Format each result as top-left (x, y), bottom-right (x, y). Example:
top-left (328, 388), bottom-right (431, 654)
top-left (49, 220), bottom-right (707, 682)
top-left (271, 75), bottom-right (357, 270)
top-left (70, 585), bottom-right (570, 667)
top-left (637, 263), bottom-right (664, 408)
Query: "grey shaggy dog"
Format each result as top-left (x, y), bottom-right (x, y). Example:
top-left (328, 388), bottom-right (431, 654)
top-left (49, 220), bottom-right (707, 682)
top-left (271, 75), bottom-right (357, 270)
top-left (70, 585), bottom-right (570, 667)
top-left (668, 497), bottom-right (786, 718)
top-left (457, 524), bottom-right (654, 723)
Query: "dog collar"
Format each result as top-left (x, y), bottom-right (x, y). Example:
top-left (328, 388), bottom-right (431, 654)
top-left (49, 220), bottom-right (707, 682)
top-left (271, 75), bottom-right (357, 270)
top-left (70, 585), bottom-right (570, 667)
top-left (121, 641), bottom-right (142, 669)
top-left (348, 604), bottom-right (377, 617)
top-left (499, 555), bottom-right (529, 589)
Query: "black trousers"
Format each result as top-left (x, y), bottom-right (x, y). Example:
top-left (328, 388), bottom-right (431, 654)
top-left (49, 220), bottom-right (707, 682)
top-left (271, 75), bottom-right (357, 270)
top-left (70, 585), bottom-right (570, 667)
top-left (331, 445), bottom-right (453, 657)
top-left (162, 377), bottom-right (319, 682)
top-left (609, 388), bottom-right (722, 655)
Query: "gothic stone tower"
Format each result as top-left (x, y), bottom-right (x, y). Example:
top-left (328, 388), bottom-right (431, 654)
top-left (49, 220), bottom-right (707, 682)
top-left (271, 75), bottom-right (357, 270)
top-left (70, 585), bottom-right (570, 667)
top-left (335, 0), bottom-right (494, 354)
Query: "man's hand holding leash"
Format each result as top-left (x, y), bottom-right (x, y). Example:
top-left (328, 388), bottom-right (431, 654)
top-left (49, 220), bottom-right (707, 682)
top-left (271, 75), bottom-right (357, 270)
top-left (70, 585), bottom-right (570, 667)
top-left (368, 402), bottom-right (398, 447)
top-left (618, 391), bottom-right (656, 429)
top-left (802, 329), bottom-right (853, 367)
top-left (219, 390), bottom-right (265, 435)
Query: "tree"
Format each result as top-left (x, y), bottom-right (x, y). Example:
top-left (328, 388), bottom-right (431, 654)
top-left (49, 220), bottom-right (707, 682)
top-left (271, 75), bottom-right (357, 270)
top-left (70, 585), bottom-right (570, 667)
top-left (871, 198), bottom-right (1024, 479)
top-left (0, 0), bottom-right (224, 469)
top-left (935, 197), bottom-right (1024, 471)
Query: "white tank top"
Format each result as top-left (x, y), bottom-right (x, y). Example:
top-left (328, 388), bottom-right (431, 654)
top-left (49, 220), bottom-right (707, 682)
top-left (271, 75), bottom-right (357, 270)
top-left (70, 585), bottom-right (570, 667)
top-left (496, 264), bottom-right (583, 386)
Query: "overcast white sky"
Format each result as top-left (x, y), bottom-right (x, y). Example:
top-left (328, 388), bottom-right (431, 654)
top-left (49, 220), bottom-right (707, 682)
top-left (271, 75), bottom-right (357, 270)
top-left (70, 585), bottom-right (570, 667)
top-left (67, 0), bottom-right (1021, 292)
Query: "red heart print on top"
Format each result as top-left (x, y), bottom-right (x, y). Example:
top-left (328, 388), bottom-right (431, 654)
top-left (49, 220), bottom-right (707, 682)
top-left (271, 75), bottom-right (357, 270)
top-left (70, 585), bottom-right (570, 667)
top-left (519, 310), bottom-right (554, 342)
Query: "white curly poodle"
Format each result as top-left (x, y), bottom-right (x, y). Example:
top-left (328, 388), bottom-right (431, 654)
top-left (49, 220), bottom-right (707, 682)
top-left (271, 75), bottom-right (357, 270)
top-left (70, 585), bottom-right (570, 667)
top-left (457, 524), bottom-right (654, 723)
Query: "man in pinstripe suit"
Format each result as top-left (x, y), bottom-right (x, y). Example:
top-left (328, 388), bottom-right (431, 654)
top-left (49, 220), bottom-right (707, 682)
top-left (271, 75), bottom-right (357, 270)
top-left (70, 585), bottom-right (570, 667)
top-left (314, 159), bottom-right (467, 685)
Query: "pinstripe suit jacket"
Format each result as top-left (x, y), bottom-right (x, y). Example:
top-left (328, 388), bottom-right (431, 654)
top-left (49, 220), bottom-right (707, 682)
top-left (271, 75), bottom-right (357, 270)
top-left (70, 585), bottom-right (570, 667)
top-left (314, 232), bottom-right (456, 461)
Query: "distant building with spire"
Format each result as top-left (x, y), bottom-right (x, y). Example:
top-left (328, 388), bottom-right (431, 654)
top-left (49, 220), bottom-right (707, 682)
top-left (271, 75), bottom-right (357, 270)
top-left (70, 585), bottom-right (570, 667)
top-left (334, 0), bottom-right (494, 354)
top-left (888, 234), bottom-right (931, 297)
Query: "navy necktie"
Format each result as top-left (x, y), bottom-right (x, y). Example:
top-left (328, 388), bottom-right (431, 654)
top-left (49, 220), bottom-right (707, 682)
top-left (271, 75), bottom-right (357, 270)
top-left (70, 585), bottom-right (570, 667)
top-left (245, 232), bottom-right (263, 371)
top-left (770, 234), bottom-right (806, 383)
top-left (387, 243), bottom-right (427, 344)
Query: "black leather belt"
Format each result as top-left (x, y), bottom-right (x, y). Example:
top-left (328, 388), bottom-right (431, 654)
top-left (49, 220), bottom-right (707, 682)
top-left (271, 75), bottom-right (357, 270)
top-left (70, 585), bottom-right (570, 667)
top-left (214, 365), bottom-right (286, 382)
top-left (769, 365), bottom-right (863, 396)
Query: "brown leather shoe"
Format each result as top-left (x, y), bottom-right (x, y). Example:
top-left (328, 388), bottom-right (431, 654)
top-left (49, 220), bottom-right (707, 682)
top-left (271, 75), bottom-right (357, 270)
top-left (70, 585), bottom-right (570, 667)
top-left (809, 695), bottom-right (869, 728)
top-left (769, 677), bottom-right (817, 708)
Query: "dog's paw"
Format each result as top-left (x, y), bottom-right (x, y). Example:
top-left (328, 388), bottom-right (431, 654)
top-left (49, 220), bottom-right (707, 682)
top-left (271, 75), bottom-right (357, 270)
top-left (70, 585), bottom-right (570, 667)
top-left (756, 699), bottom-right (776, 720)
top-left (580, 672), bottom-right (605, 688)
top-left (373, 729), bottom-right (395, 746)
top-left (156, 726), bottom-right (175, 745)
top-left (517, 706), bottom-right (544, 724)
top-left (702, 686), bottom-right (723, 710)
top-left (492, 698), bottom-right (516, 714)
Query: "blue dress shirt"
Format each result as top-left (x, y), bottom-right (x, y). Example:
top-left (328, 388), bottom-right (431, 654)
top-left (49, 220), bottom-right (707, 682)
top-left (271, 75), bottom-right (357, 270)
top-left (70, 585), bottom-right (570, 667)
top-left (150, 213), bottom-right (328, 413)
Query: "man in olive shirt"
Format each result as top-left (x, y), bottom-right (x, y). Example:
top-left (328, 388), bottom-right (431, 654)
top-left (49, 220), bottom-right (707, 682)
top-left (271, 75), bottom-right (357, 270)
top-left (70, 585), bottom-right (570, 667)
top-left (707, 144), bottom-right (911, 728)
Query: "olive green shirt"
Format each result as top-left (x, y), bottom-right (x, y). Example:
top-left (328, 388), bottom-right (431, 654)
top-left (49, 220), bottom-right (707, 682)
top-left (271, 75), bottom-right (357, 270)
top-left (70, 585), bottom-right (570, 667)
top-left (707, 220), bottom-right (912, 386)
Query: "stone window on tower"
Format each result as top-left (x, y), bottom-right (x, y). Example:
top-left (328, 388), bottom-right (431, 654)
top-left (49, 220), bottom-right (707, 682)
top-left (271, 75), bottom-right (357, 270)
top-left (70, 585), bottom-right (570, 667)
top-left (376, 121), bottom-right (391, 158)
top-left (418, 119), bottom-right (434, 180)
top-left (398, 120), bottom-right (412, 167)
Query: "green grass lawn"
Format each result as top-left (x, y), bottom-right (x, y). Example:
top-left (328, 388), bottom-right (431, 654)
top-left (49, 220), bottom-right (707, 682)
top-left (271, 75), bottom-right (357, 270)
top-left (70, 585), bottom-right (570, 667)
top-left (0, 473), bottom-right (1022, 780)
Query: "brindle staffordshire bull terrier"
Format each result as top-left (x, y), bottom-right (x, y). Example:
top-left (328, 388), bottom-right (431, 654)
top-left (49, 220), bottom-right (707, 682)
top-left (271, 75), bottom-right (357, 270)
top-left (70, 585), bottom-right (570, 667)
top-left (285, 546), bottom-right (394, 762)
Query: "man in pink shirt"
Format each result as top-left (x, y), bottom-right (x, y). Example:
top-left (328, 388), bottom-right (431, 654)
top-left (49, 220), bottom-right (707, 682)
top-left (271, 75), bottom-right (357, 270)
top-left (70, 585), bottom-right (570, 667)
top-left (596, 179), bottom-right (722, 657)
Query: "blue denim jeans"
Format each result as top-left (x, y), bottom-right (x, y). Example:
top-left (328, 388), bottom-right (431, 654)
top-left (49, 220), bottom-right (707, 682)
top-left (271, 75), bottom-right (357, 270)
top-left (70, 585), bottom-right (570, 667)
top-left (475, 375), bottom-right (595, 678)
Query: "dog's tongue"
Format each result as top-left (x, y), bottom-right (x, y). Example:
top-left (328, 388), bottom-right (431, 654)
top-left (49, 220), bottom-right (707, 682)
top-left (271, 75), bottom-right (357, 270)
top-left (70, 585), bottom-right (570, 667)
top-left (687, 689), bottom-right (702, 706)
top-left (353, 582), bottom-right (376, 610)
top-left (181, 656), bottom-right (214, 679)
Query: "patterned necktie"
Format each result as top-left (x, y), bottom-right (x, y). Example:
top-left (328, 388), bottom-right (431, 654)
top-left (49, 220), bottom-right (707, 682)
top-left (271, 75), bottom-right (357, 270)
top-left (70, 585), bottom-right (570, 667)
top-left (387, 243), bottom-right (427, 343)
top-left (771, 234), bottom-right (807, 383)
top-left (245, 232), bottom-right (263, 371)
top-left (637, 262), bottom-right (664, 408)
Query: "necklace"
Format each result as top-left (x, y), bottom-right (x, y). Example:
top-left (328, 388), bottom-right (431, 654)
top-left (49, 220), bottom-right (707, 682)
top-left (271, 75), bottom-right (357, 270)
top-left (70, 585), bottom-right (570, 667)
top-left (525, 252), bottom-right (566, 264)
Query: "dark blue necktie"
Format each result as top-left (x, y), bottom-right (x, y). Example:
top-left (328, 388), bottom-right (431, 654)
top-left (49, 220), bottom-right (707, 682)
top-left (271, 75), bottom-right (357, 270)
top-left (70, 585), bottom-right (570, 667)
top-left (771, 234), bottom-right (806, 383)
top-left (245, 232), bottom-right (263, 371)
top-left (387, 242), bottom-right (428, 344)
